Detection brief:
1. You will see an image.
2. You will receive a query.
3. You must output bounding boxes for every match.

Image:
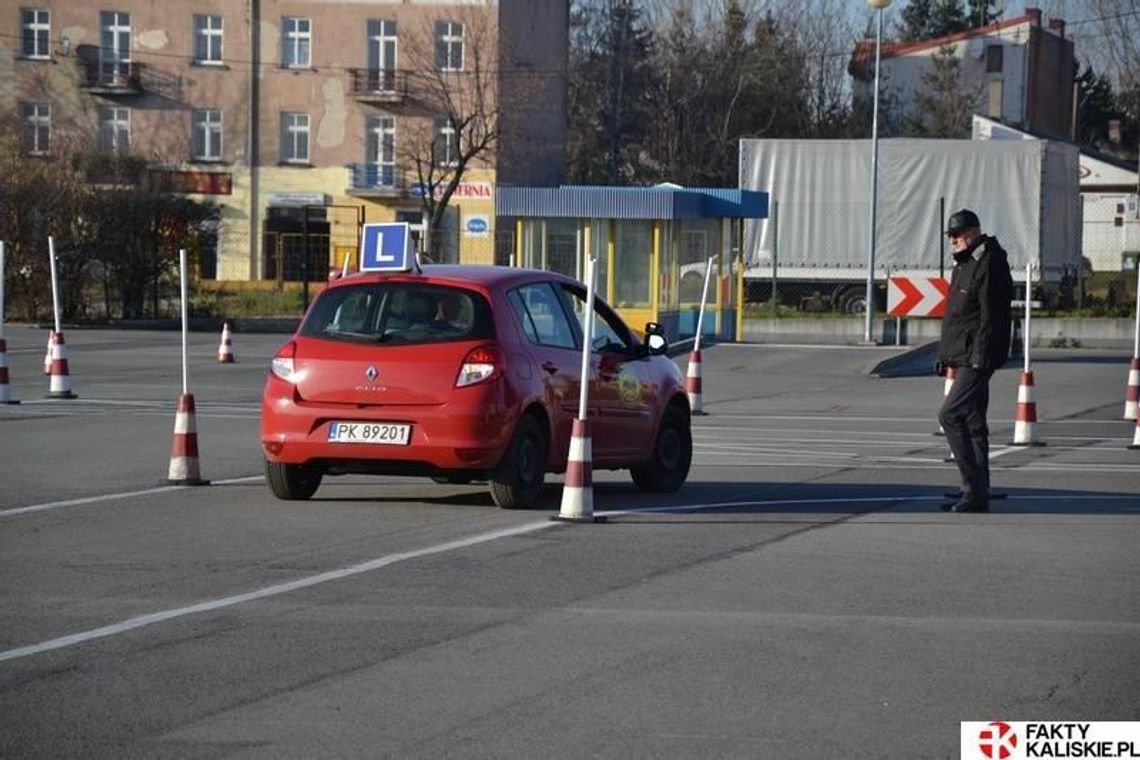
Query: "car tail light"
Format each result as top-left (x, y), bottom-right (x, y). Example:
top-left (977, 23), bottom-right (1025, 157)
top-left (456, 345), bottom-right (499, 388)
top-left (271, 341), bottom-right (297, 382)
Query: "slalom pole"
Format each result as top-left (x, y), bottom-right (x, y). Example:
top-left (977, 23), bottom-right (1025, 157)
top-left (1011, 262), bottom-right (1043, 445)
top-left (694, 254), bottom-right (716, 353)
top-left (685, 254), bottom-right (717, 415)
top-left (1133, 257), bottom-right (1140, 362)
top-left (0, 240), bottom-right (17, 404)
top-left (555, 255), bottom-right (601, 523)
top-left (45, 236), bottom-right (76, 398)
top-left (168, 248), bottom-right (208, 485)
top-left (180, 249), bottom-right (189, 396)
top-left (1024, 263), bottom-right (1031, 374)
top-left (48, 236), bottom-right (61, 335)
top-left (1125, 258), bottom-right (1140, 420)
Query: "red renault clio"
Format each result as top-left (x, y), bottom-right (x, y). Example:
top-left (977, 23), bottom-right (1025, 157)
top-left (260, 265), bottom-right (692, 508)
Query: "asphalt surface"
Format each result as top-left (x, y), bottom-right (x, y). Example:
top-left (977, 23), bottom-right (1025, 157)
top-left (1, 325), bottom-right (1138, 759)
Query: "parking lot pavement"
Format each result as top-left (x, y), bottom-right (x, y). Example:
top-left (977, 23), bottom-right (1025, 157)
top-left (0, 331), bottom-right (1138, 758)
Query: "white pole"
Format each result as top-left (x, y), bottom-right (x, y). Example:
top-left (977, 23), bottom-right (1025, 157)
top-left (863, 5), bottom-right (885, 345)
top-left (341, 250), bottom-right (351, 277)
top-left (180, 248), bottom-right (189, 395)
top-left (48, 236), bottom-right (61, 334)
top-left (1133, 258), bottom-right (1140, 359)
top-left (693, 254), bottom-right (715, 352)
top-left (577, 256), bottom-right (596, 421)
top-left (1024, 262), bottom-right (1032, 373)
top-left (0, 241), bottom-right (6, 340)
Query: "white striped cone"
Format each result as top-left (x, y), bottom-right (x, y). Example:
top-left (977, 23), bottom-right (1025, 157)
top-left (1010, 370), bottom-right (1044, 446)
top-left (554, 418), bottom-right (598, 523)
top-left (46, 331), bottom-right (77, 399)
top-left (43, 331), bottom-right (53, 375)
top-left (1123, 357), bottom-right (1140, 421)
top-left (936, 366), bottom-right (956, 435)
top-left (167, 393), bottom-right (208, 485)
top-left (1129, 412), bottom-right (1140, 450)
top-left (218, 322), bottom-right (235, 363)
top-left (0, 338), bottom-right (18, 404)
top-left (685, 349), bottom-right (706, 415)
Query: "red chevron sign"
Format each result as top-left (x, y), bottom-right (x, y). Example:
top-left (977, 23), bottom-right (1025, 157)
top-left (887, 276), bottom-right (950, 317)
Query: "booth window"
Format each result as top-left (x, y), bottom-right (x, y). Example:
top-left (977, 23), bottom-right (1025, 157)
top-left (614, 220), bottom-right (652, 307)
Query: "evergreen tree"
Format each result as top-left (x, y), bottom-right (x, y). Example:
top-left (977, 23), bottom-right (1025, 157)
top-left (900, 0), bottom-right (969, 41)
top-left (904, 43), bottom-right (978, 137)
top-left (966, 0), bottom-right (1001, 27)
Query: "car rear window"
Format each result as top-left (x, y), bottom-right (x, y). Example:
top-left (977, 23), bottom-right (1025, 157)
top-left (301, 283), bottom-right (494, 345)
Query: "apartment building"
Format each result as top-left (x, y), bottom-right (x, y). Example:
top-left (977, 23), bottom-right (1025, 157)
top-left (2, 0), bottom-right (569, 281)
top-left (851, 7), bottom-right (1074, 139)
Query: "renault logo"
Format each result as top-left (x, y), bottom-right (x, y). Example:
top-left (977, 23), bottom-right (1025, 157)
top-left (365, 366), bottom-right (378, 382)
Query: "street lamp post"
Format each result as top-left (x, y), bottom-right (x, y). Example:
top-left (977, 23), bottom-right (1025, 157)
top-left (864, 0), bottom-right (891, 344)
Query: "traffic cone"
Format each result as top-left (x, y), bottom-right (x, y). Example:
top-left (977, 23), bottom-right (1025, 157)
top-left (936, 366), bottom-right (956, 436)
top-left (46, 331), bottom-right (77, 399)
top-left (0, 338), bottom-right (19, 404)
top-left (553, 419), bottom-right (601, 523)
top-left (217, 322), bottom-right (235, 364)
top-left (167, 393), bottom-right (208, 485)
top-left (1129, 413), bottom-right (1140, 450)
top-left (43, 331), bottom-right (52, 375)
top-left (1123, 357), bottom-right (1140, 421)
top-left (685, 349), bottom-right (707, 416)
top-left (1010, 370), bottom-right (1044, 446)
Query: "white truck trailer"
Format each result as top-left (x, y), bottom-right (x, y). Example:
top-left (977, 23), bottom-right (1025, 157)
top-left (738, 138), bottom-right (1081, 312)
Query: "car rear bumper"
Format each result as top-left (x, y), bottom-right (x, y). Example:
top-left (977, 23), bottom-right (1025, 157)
top-left (260, 379), bottom-right (515, 471)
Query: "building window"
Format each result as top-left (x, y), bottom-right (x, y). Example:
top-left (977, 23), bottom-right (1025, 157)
top-left (283, 16), bottom-right (311, 68)
top-left (281, 112), bottom-right (310, 163)
top-left (193, 109), bottom-right (223, 161)
top-left (22, 102), bottom-right (50, 155)
top-left (21, 8), bottom-right (50, 59)
top-left (434, 20), bottom-right (463, 71)
top-left (985, 44), bottom-right (1003, 74)
top-left (367, 19), bottom-right (397, 89)
top-left (433, 117), bottom-right (459, 167)
top-left (194, 14), bottom-right (223, 64)
top-left (366, 115), bottom-right (396, 186)
top-left (99, 106), bottom-right (130, 153)
top-left (100, 11), bottom-right (131, 63)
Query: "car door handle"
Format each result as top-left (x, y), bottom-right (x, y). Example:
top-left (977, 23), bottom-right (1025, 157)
top-left (541, 361), bottom-right (559, 374)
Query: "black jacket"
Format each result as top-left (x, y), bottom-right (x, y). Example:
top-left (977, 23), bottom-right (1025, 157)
top-left (937, 235), bottom-right (1013, 372)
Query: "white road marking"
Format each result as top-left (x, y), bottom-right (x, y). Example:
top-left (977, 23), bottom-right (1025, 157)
top-left (0, 476), bottom-right (264, 518)
top-left (2, 490), bottom-right (1136, 663)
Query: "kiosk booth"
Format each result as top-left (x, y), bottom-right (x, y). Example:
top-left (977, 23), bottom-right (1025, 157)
top-left (496, 185), bottom-right (768, 342)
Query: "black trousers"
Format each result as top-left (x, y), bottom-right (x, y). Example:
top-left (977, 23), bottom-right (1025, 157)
top-left (938, 366), bottom-right (993, 501)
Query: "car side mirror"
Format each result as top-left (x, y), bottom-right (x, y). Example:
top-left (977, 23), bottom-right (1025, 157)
top-left (644, 321), bottom-right (668, 356)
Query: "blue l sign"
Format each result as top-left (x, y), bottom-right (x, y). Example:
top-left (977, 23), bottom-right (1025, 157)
top-left (360, 223), bottom-right (414, 272)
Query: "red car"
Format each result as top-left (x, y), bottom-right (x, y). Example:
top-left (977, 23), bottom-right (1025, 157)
top-left (260, 265), bottom-right (692, 508)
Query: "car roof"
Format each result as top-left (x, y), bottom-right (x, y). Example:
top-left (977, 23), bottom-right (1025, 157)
top-left (327, 265), bottom-right (580, 293)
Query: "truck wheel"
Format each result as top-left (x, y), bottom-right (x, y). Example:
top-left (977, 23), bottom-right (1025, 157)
top-left (834, 286), bottom-right (867, 315)
top-left (489, 414), bottom-right (548, 509)
top-left (265, 459), bottom-right (323, 500)
top-left (631, 405), bottom-right (692, 493)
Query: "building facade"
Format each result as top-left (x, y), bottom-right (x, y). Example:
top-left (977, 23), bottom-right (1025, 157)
top-left (2, 0), bottom-right (568, 282)
top-left (851, 8), bottom-right (1074, 139)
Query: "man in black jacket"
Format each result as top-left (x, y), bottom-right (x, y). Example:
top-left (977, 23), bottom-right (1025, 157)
top-left (936, 209), bottom-right (1013, 513)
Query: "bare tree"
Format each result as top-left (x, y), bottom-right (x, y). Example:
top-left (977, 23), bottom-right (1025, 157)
top-left (398, 6), bottom-right (501, 260)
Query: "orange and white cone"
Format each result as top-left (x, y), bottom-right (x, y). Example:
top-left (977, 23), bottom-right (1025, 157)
top-left (1123, 357), bottom-right (1139, 421)
top-left (46, 331), bottom-right (77, 399)
top-left (1129, 413), bottom-right (1140, 450)
top-left (685, 349), bottom-right (707, 416)
top-left (554, 419), bottom-right (600, 523)
top-left (936, 366), bottom-right (956, 435)
top-left (217, 322), bottom-right (235, 364)
top-left (0, 338), bottom-right (18, 404)
top-left (167, 393), bottom-right (208, 485)
top-left (43, 331), bottom-right (53, 375)
top-left (1010, 370), bottom-right (1044, 446)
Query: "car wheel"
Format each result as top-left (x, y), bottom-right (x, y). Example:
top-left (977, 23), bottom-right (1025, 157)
top-left (265, 459), bottom-right (323, 500)
top-left (489, 414), bottom-right (548, 509)
top-left (631, 405), bottom-right (692, 493)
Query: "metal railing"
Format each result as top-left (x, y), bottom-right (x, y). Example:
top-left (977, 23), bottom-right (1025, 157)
top-left (79, 61), bottom-right (144, 91)
top-left (345, 163), bottom-right (405, 195)
top-left (347, 69), bottom-right (407, 101)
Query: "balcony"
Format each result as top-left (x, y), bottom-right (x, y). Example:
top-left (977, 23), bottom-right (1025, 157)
top-left (345, 163), bottom-right (406, 198)
top-left (347, 69), bottom-right (407, 104)
top-left (79, 61), bottom-right (144, 95)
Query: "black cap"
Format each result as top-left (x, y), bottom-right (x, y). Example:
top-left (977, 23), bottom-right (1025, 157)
top-left (946, 209), bottom-right (981, 236)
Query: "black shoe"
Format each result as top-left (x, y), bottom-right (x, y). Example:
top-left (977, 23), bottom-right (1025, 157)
top-left (942, 497), bottom-right (989, 513)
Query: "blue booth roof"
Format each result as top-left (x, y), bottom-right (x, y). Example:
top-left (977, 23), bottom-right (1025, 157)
top-left (495, 184), bottom-right (768, 220)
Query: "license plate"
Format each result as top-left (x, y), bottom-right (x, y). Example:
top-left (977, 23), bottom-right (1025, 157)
top-left (327, 421), bottom-right (411, 445)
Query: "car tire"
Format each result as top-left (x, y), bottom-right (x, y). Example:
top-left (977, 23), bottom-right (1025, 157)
top-left (631, 405), bottom-right (692, 493)
top-left (265, 459), bottom-right (323, 500)
top-left (489, 414), bottom-right (548, 509)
